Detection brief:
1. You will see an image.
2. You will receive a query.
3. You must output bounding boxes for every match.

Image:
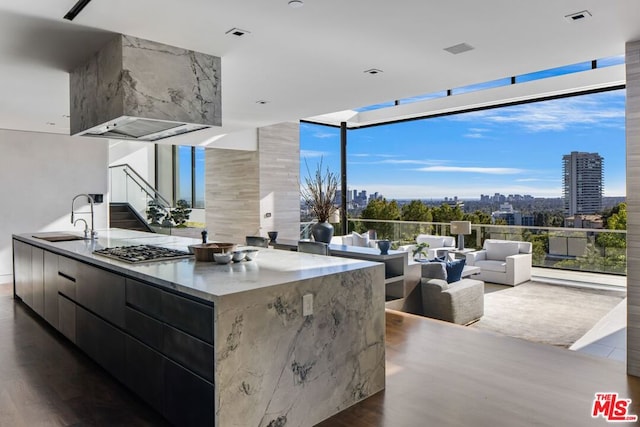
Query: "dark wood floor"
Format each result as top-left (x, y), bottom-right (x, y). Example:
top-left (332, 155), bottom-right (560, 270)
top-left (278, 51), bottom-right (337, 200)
top-left (320, 310), bottom-right (640, 427)
top-left (1, 280), bottom-right (639, 426)
top-left (0, 283), bottom-right (168, 426)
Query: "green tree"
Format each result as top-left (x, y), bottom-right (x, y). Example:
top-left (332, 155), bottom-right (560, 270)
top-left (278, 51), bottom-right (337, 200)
top-left (361, 198), bottom-right (401, 239)
top-left (463, 210), bottom-right (492, 225)
top-left (431, 203), bottom-right (463, 223)
top-left (401, 200), bottom-right (432, 222)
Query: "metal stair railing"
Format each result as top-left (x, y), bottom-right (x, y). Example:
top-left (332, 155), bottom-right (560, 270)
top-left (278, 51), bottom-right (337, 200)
top-left (109, 164), bottom-right (173, 231)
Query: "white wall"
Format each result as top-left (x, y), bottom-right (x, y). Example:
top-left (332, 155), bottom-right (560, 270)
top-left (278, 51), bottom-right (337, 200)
top-left (108, 140), bottom-right (157, 207)
top-left (0, 129), bottom-right (109, 277)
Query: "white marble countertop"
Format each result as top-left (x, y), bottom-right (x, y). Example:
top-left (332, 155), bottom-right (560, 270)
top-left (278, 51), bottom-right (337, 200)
top-left (13, 229), bottom-right (379, 303)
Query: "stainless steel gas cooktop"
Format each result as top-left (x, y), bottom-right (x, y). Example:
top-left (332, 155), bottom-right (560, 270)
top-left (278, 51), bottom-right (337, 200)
top-left (93, 244), bottom-right (192, 264)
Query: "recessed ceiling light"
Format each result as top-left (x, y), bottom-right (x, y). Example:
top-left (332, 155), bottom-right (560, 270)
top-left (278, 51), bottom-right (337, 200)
top-left (226, 28), bottom-right (251, 37)
top-left (364, 68), bottom-right (383, 75)
top-left (288, 0), bottom-right (304, 8)
top-left (443, 43), bottom-right (475, 55)
top-left (256, 100), bottom-right (270, 105)
top-left (565, 10), bottom-right (592, 22)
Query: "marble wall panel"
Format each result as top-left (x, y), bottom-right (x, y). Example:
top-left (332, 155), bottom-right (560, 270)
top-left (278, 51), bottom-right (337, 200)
top-left (627, 40), bottom-right (640, 376)
top-left (214, 264), bottom-right (386, 426)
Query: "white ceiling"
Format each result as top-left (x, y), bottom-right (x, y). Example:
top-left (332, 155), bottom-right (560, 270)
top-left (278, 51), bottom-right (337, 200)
top-left (0, 0), bottom-right (639, 144)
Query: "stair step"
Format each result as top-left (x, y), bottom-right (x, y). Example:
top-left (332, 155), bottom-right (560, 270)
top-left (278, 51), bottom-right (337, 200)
top-left (109, 203), bottom-right (153, 233)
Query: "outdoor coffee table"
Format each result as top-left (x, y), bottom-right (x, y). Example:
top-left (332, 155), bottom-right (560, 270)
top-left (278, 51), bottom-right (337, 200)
top-left (461, 265), bottom-right (481, 278)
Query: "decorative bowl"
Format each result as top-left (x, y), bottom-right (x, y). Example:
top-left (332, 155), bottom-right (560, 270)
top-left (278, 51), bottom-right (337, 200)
top-left (213, 252), bottom-right (233, 264)
top-left (191, 243), bottom-right (237, 262)
top-left (244, 249), bottom-right (259, 261)
top-left (232, 250), bottom-right (246, 262)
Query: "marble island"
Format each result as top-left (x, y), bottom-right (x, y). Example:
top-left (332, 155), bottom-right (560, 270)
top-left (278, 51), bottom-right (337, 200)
top-left (12, 229), bottom-right (386, 426)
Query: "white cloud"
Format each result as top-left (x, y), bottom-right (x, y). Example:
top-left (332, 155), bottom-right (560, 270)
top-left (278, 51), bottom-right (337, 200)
top-left (300, 150), bottom-right (330, 159)
top-left (415, 166), bottom-right (524, 174)
top-left (464, 133), bottom-right (484, 138)
top-left (450, 91), bottom-right (625, 132)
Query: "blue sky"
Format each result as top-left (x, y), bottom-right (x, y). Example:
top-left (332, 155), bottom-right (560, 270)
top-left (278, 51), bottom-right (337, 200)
top-left (300, 89), bottom-right (626, 200)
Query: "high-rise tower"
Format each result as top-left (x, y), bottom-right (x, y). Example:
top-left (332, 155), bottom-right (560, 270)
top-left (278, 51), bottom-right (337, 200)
top-left (562, 151), bottom-right (604, 216)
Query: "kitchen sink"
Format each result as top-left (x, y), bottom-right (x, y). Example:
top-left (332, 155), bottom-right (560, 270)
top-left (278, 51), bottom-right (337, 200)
top-left (32, 233), bottom-right (86, 242)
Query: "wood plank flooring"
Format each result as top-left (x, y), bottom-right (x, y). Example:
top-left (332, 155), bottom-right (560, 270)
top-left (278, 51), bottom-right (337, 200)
top-left (0, 283), bottom-right (168, 426)
top-left (1, 280), bottom-right (639, 426)
top-left (320, 310), bottom-right (640, 427)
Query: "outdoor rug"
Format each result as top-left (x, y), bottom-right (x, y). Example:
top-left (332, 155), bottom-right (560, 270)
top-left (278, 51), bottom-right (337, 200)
top-left (469, 281), bottom-right (626, 348)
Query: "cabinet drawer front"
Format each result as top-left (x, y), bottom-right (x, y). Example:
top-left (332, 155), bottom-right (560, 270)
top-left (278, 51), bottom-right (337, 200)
top-left (43, 251), bottom-right (59, 328)
top-left (58, 294), bottom-right (76, 343)
top-left (163, 325), bottom-right (214, 382)
top-left (161, 292), bottom-right (213, 344)
top-left (124, 336), bottom-right (164, 413)
top-left (125, 279), bottom-right (162, 319)
top-left (57, 256), bottom-right (78, 281)
top-left (164, 359), bottom-right (214, 427)
top-left (77, 263), bottom-right (126, 328)
top-left (76, 306), bottom-right (125, 383)
top-left (125, 307), bottom-right (163, 351)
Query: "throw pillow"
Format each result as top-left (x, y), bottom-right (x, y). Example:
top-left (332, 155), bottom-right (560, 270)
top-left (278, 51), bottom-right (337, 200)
top-left (351, 231), bottom-right (370, 247)
top-left (445, 258), bottom-right (466, 283)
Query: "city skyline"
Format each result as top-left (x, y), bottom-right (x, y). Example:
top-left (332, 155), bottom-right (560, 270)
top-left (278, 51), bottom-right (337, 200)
top-left (300, 89), bottom-right (625, 200)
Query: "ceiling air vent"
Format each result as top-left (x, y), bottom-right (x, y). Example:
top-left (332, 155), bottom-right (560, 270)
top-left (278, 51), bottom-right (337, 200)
top-left (444, 43), bottom-right (475, 55)
top-left (226, 28), bottom-right (251, 37)
top-left (565, 10), bottom-right (592, 22)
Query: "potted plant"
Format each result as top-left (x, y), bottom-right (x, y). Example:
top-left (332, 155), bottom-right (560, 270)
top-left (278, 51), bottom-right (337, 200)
top-left (412, 242), bottom-right (430, 261)
top-left (169, 199), bottom-right (192, 228)
top-left (302, 158), bottom-right (339, 243)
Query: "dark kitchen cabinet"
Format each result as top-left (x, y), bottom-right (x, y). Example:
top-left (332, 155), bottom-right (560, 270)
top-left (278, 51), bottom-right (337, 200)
top-left (124, 335), bottom-right (164, 412)
top-left (31, 247), bottom-right (44, 316)
top-left (58, 294), bottom-right (76, 343)
top-left (43, 251), bottom-right (58, 327)
top-left (76, 262), bottom-right (125, 328)
top-left (13, 240), bottom-right (32, 307)
top-left (76, 305), bottom-right (126, 383)
top-left (164, 358), bottom-right (214, 427)
top-left (13, 238), bottom-right (217, 426)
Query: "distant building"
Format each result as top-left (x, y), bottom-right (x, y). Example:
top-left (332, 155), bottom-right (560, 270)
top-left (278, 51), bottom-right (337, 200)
top-left (491, 203), bottom-right (534, 226)
top-left (563, 151), bottom-right (603, 216)
top-left (564, 214), bottom-right (604, 229)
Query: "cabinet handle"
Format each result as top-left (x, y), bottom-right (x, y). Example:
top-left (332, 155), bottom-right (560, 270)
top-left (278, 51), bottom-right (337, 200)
top-left (58, 272), bottom-right (76, 282)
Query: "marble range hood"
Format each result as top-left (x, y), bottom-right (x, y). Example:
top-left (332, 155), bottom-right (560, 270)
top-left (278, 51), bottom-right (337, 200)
top-left (70, 34), bottom-right (221, 142)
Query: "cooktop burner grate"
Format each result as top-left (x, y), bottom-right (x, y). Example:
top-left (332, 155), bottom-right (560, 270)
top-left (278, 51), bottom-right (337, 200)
top-left (93, 244), bottom-right (192, 264)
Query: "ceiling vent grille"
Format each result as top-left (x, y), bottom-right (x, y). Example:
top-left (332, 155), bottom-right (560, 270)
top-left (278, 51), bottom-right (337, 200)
top-left (226, 28), bottom-right (251, 37)
top-left (565, 10), bottom-right (592, 22)
top-left (443, 43), bottom-right (475, 55)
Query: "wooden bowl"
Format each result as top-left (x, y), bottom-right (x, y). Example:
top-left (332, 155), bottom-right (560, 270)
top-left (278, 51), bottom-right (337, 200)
top-left (191, 243), bottom-right (237, 262)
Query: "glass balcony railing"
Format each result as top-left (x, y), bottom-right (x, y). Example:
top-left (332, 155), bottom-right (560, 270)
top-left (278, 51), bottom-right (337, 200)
top-left (307, 219), bottom-right (626, 276)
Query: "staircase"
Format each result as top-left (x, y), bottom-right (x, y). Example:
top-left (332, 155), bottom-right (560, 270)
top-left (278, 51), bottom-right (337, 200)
top-left (109, 203), bottom-right (153, 232)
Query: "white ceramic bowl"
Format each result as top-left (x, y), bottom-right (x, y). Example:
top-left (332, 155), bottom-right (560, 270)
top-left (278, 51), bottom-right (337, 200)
top-left (244, 249), bottom-right (259, 261)
top-left (232, 250), bottom-right (246, 262)
top-left (213, 252), bottom-right (233, 264)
